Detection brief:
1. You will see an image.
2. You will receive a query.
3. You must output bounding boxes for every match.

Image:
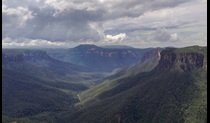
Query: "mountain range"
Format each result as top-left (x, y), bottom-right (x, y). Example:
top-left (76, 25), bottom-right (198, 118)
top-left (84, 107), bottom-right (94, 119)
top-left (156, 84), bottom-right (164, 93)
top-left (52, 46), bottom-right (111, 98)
top-left (45, 44), bottom-right (152, 72)
top-left (2, 45), bottom-right (207, 123)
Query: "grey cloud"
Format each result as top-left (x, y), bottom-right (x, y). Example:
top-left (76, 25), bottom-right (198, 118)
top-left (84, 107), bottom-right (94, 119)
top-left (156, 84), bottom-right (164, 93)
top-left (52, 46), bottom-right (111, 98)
top-left (100, 0), bottom-right (192, 20)
top-left (2, 0), bottom-right (190, 41)
top-left (3, 4), bottom-right (105, 42)
top-left (31, 8), bottom-right (104, 41)
top-left (149, 28), bottom-right (179, 42)
top-left (151, 28), bottom-right (171, 41)
top-left (113, 0), bottom-right (191, 9)
top-left (2, 0), bottom-right (206, 48)
top-left (2, 5), bottom-right (34, 39)
top-left (145, 0), bottom-right (192, 10)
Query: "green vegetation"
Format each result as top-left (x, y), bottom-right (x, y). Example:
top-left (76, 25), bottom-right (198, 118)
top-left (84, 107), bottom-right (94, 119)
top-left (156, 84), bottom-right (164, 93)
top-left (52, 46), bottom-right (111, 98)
top-left (2, 46), bottom-right (207, 123)
top-left (2, 49), bottom-right (108, 122)
top-left (52, 46), bottom-right (206, 123)
top-left (2, 68), bottom-right (79, 118)
top-left (58, 66), bottom-right (206, 123)
top-left (182, 69), bottom-right (207, 123)
top-left (174, 45), bottom-right (207, 54)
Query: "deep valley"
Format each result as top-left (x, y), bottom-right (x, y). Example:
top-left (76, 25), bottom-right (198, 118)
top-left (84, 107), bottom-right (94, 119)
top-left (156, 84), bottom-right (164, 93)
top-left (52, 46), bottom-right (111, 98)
top-left (2, 45), bottom-right (207, 123)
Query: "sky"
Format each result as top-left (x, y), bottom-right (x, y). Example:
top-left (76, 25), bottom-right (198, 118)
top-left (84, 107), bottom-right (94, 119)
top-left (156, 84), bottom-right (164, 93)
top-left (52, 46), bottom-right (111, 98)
top-left (2, 0), bottom-right (207, 48)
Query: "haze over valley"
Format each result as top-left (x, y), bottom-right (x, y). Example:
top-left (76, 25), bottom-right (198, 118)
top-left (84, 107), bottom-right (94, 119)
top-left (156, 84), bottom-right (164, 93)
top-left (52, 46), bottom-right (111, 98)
top-left (2, 0), bottom-right (206, 123)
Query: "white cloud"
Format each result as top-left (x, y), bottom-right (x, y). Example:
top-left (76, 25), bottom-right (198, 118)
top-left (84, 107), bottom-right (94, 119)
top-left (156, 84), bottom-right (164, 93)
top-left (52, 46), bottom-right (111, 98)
top-left (105, 33), bottom-right (127, 43)
top-left (2, 37), bottom-right (13, 43)
top-left (44, 0), bottom-right (97, 13)
top-left (170, 33), bottom-right (179, 41)
top-left (2, 37), bottom-right (68, 48)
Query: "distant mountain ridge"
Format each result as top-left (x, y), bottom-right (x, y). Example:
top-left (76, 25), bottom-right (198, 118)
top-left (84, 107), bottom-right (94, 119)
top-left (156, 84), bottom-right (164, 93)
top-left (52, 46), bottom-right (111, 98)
top-left (2, 49), bottom-right (93, 78)
top-left (101, 45), bottom-right (134, 49)
top-left (46, 44), bottom-right (153, 72)
top-left (2, 49), bottom-right (51, 63)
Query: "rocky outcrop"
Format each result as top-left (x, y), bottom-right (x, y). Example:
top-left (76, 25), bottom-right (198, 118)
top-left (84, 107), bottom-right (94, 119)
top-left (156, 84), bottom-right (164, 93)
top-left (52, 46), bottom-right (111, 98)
top-left (140, 48), bottom-right (162, 62)
top-left (155, 48), bottom-right (205, 71)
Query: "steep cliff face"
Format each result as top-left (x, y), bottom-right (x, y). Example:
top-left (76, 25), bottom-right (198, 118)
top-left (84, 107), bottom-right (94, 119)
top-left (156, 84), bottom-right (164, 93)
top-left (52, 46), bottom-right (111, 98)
top-left (121, 48), bottom-right (163, 76)
top-left (155, 47), bottom-right (206, 71)
top-left (140, 48), bottom-right (162, 62)
top-left (2, 50), bottom-right (50, 63)
top-left (69, 45), bottom-right (151, 66)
